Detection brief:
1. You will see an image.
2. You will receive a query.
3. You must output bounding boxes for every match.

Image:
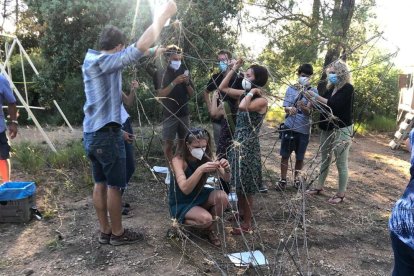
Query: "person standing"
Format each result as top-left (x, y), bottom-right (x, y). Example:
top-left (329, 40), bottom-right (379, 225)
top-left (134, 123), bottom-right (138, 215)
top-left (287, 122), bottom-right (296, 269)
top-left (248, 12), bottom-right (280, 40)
top-left (203, 50), bottom-right (242, 148)
top-left (305, 60), bottom-right (354, 204)
top-left (120, 80), bottom-right (138, 215)
top-left (154, 45), bottom-right (194, 164)
top-left (82, 1), bottom-right (177, 246)
top-left (0, 74), bottom-right (18, 183)
top-left (219, 59), bottom-right (269, 234)
top-left (278, 64), bottom-right (316, 190)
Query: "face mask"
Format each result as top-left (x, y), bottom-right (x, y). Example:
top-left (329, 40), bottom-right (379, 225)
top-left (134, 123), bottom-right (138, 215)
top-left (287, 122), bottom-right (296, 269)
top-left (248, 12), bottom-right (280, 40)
top-left (218, 61), bottom-right (228, 72)
top-left (242, 78), bottom-right (252, 90)
top-left (298, 76), bottom-right (309, 86)
top-left (328, 73), bottom-right (338, 84)
top-left (170, 60), bottom-right (181, 70)
top-left (190, 147), bottom-right (206, 160)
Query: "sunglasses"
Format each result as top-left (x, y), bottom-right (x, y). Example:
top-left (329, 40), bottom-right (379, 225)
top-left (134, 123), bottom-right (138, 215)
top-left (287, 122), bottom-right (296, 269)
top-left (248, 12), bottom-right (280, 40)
top-left (185, 128), bottom-right (209, 142)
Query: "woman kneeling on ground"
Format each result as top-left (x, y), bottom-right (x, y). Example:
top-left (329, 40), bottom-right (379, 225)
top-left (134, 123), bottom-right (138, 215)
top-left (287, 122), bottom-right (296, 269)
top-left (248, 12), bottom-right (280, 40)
top-left (169, 128), bottom-right (230, 246)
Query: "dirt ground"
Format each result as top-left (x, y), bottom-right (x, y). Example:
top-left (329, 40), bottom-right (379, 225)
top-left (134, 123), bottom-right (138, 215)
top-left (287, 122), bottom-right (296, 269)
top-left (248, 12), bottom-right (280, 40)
top-left (0, 124), bottom-right (410, 276)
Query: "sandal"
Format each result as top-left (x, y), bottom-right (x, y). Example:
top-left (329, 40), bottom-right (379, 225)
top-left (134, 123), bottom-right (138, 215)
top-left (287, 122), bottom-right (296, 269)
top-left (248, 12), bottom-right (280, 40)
top-left (231, 225), bottom-right (253, 235)
top-left (207, 231), bottom-right (221, 247)
top-left (306, 188), bottom-right (324, 195)
top-left (328, 194), bottom-right (345, 204)
top-left (226, 211), bottom-right (242, 222)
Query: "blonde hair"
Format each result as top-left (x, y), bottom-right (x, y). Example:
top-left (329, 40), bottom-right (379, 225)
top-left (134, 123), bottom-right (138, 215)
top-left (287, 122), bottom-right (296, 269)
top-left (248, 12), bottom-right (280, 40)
top-left (327, 60), bottom-right (351, 90)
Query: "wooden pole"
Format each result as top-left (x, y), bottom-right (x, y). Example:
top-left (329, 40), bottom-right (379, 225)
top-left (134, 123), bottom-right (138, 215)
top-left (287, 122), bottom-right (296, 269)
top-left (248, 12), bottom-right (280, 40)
top-left (0, 64), bottom-right (57, 152)
top-left (53, 100), bottom-right (74, 131)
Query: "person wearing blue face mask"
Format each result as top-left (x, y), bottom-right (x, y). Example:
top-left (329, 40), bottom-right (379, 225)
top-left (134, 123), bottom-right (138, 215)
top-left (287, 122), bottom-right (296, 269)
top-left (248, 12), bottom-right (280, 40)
top-left (154, 44), bottom-right (194, 164)
top-left (203, 50), bottom-right (243, 149)
top-left (305, 60), bottom-right (354, 205)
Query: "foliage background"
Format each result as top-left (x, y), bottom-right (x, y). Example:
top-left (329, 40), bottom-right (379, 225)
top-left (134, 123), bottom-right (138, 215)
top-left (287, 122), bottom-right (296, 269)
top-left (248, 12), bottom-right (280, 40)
top-left (0, 0), bottom-right (401, 128)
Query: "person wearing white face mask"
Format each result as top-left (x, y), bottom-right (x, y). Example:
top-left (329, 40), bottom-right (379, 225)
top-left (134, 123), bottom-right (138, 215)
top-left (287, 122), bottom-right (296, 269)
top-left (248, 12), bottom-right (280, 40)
top-left (219, 58), bottom-right (269, 235)
top-left (277, 63), bottom-right (317, 190)
top-left (154, 44), bottom-right (194, 164)
top-left (169, 128), bottom-right (230, 247)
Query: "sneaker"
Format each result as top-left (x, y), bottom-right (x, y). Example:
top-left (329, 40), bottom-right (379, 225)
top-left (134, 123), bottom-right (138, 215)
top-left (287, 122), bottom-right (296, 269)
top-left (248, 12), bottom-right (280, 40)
top-left (98, 232), bottom-right (111, 244)
top-left (109, 228), bottom-right (144, 246)
top-left (122, 207), bottom-right (130, 216)
top-left (293, 179), bottom-right (302, 190)
top-left (258, 184), bottom-right (268, 193)
top-left (276, 179), bottom-right (287, 190)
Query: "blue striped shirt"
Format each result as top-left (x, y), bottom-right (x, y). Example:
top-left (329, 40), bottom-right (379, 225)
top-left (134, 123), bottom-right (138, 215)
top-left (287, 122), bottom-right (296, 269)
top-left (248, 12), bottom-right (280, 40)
top-left (283, 85), bottom-right (317, 135)
top-left (0, 75), bottom-right (16, 133)
top-left (82, 44), bottom-right (143, 133)
top-left (389, 129), bottom-right (414, 251)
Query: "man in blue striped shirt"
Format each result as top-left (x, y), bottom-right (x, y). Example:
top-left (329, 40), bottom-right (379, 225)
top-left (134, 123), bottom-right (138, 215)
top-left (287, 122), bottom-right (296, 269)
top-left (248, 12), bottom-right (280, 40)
top-left (82, 1), bottom-right (177, 246)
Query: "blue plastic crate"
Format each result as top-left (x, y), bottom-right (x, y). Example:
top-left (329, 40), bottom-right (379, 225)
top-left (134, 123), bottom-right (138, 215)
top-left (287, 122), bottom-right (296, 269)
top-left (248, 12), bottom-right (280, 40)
top-left (0, 182), bottom-right (36, 201)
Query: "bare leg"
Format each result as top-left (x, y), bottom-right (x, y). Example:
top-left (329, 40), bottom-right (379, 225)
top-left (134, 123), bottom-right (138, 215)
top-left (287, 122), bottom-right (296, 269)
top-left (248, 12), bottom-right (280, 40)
top-left (184, 206), bottom-right (213, 229)
top-left (280, 157), bottom-right (289, 180)
top-left (295, 160), bottom-right (304, 181)
top-left (107, 187), bottom-right (123, 236)
top-left (201, 190), bottom-right (229, 222)
top-left (163, 140), bottom-right (174, 165)
top-left (237, 193), bottom-right (253, 229)
top-left (93, 183), bottom-right (111, 234)
top-left (176, 139), bottom-right (185, 156)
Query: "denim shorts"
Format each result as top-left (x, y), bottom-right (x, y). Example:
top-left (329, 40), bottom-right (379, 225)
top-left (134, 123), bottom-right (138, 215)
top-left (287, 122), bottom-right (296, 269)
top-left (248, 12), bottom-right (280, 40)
top-left (280, 131), bottom-right (310, 160)
top-left (0, 131), bottom-right (10, 160)
top-left (162, 115), bottom-right (190, 141)
top-left (83, 128), bottom-right (126, 189)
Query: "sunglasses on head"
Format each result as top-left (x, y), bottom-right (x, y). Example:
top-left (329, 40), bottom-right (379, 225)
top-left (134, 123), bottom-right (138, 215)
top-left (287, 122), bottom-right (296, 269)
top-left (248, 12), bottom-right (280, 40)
top-left (185, 128), bottom-right (208, 142)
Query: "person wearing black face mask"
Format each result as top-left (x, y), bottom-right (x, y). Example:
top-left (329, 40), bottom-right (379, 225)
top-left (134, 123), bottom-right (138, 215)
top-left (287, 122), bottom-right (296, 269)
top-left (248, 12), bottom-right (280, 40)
top-left (153, 44), bottom-right (194, 164)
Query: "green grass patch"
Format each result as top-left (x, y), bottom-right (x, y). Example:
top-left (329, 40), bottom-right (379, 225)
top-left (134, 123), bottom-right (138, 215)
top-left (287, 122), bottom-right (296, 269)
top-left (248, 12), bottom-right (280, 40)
top-left (13, 142), bottom-right (47, 174)
top-left (47, 140), bottom-right (88, 169)
top-left (366, 116), bottom-right (396, 132)
top-left (355, 116), bottom-right (396, 134)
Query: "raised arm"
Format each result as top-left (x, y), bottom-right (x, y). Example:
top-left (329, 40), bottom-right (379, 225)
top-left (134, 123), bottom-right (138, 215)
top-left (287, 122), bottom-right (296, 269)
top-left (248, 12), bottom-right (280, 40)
top-left (135, 1), bottom-right (177, 52)
top-left (122, 80), bottom-right (139, 107)
top-left (239, 88), bottom-right (268, 114)
top-left (218, 58), bottom-right (244, 98)
top-left (210, 90), bottom-right (225, 119)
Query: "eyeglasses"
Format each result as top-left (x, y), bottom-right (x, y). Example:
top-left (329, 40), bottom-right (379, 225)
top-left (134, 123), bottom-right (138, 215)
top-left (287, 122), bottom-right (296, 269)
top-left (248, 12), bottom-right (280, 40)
top-left (185, 128), bottom-right (209, 142)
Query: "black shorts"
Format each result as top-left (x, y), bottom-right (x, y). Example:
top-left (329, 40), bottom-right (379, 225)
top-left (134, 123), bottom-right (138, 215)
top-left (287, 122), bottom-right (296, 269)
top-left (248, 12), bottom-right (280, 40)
top-left (0, 131), bottom-right (10, 160)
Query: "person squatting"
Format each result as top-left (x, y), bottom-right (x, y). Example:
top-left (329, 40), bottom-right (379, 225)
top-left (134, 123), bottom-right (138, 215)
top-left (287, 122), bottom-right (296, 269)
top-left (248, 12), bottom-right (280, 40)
top-left (82, 0), bottom-right (357, 248)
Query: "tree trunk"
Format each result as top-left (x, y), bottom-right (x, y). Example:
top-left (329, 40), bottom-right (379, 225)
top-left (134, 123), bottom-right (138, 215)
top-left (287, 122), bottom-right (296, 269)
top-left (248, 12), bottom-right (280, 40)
top-left (309, 0), bottom-right (321, 61)
top-left (318, 0), bottom-right (355, 95)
